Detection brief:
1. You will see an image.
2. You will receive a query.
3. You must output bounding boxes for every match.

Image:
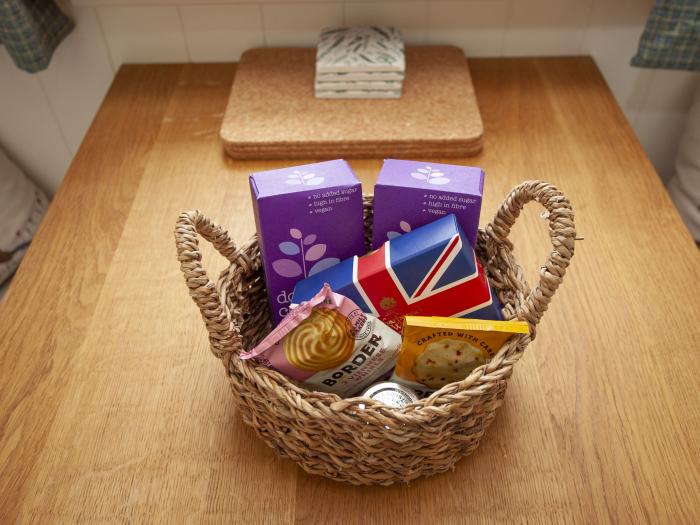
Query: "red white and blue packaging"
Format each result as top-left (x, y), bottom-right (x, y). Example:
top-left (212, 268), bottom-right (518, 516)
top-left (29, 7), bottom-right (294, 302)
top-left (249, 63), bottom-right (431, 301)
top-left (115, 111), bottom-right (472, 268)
top-left (292, 214), bottom-right (503, 332)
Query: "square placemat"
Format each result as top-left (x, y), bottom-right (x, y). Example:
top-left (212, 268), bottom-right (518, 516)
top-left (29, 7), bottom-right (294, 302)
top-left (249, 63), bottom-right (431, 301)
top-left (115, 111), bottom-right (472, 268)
top-left (221, 46), bottom-right (484, 159)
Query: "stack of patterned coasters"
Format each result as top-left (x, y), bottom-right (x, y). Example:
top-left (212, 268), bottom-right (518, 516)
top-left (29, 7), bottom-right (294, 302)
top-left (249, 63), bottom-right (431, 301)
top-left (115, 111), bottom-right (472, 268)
top-left (315, 27), bottom-right (405, 99)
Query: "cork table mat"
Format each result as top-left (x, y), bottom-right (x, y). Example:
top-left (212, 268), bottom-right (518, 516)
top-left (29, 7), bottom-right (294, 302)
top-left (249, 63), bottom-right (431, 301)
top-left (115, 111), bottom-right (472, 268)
top-left (220, 46), bottom-right (483, 159)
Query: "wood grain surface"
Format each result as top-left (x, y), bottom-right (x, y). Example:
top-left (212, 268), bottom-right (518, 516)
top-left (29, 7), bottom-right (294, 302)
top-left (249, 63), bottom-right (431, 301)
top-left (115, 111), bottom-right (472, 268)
top-left (1, 58), bottom-right (698, 524)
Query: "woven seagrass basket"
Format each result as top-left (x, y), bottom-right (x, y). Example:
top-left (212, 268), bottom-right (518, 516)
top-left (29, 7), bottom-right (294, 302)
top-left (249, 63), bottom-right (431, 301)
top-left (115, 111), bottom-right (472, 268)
top-left (174, 180), bottom-right (575, 485)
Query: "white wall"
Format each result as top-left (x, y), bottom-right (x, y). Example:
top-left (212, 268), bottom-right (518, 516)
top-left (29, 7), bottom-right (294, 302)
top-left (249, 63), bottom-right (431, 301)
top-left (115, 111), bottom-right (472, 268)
top-left (0, 0), bottom-right (697, 195)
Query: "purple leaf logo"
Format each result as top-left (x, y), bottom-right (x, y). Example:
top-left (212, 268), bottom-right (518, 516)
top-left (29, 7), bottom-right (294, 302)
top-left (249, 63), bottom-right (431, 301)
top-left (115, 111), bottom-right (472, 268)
top-left (305, 243), bottom-right (327, 261)
top-left (410, 166), bottom-right (450, 185)
top-left (272, 230), bottom-right (339, 279)
top-left (285, 170), bottom-right (325, 186)
top-left (410, 168), bottom-right (428, 180)
top-left (387, 220), bottom-right (412, 240)
top-left (272, 259), bottom-right (302, 278)
top-left (309, 258), bottom-right (340, 276)
top-left (279, 241), bottom-right (300, 255)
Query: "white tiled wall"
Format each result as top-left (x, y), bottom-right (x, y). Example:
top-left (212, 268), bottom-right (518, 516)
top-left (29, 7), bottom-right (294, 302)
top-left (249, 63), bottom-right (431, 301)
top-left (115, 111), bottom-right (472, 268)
top-left (427, 1), bottom-right (509, 57)
top-left (99, 6), bottom-right (190, 64)
top-left (1, 0), bottom-right (697, 195)
top-left (263, 3), bottom-right (344, 46)
top-left (181, 5), bottom-right (264, 61)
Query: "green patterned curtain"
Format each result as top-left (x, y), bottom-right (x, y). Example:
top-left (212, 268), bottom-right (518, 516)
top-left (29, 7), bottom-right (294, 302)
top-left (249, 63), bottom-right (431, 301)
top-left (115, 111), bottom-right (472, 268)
top-left (632, 0), bottom-right (700, 71)
top-left (0, 0), bottom-right (73, 73)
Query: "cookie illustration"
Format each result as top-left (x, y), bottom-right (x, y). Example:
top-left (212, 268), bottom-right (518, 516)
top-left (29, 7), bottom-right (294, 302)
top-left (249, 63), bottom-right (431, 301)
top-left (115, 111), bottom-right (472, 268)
top-left (284, 308), bottom-right (354, 371)
top-left (412, 338), bottom-right (485, 389)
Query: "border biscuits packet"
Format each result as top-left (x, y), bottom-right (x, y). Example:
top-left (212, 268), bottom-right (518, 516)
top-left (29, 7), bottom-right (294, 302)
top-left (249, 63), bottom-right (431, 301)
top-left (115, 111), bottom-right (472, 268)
top-left (391, 316), bottom-right (529, 396)
top-left (240, 284), bottom-right (401, 397)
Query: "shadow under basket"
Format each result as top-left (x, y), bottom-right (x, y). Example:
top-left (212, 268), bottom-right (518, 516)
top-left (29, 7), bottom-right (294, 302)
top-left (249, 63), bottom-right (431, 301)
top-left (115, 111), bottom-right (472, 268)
top-left (174, 180), bottom-right (576, 486)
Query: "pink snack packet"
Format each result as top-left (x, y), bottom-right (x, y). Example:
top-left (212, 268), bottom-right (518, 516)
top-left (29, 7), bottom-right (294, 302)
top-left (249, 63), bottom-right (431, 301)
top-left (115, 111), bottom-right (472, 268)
top-left (240, 283), bottom-right (401, 397)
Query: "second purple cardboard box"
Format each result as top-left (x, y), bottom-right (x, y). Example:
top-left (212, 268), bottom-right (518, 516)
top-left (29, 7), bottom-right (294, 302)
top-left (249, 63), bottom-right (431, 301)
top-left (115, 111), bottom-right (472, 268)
top-left (250, 160), bottom-right (365, 325)
top-left (371, 159), bottom-right (484, 249)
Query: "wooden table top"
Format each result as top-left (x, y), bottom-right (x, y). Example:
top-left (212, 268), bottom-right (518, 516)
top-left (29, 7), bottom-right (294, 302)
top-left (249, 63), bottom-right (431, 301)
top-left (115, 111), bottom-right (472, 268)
top-left (1, 58), bottom-right (698, 523)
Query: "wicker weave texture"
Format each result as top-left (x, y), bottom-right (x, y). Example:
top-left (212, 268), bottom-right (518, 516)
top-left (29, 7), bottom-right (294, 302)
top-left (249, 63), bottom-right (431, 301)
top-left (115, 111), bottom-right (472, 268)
top-left (174, 181), bottom-right (576, 485)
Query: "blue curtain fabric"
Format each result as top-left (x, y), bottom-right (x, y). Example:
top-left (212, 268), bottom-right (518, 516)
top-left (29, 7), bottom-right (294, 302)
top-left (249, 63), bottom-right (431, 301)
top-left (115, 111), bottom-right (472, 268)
top-left (632, 0), bottom-right (700, 71)
top-left (0, 0), bottom-right (73, 73)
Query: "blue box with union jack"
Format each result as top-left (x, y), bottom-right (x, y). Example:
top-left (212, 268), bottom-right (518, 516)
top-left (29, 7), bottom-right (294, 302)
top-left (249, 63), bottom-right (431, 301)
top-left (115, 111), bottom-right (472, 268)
top-left (292, 214), bottom-right (503, 332)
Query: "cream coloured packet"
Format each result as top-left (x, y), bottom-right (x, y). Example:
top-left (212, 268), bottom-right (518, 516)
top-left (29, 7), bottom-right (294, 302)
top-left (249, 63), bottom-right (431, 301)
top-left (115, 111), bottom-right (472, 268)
top-left (240, 284), bottom-right (402, 397)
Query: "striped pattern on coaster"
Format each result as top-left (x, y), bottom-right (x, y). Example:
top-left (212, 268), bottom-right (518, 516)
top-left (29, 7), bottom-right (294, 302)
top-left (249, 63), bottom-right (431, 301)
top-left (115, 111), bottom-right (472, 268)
top-left (316, 71), bottom-right (405, 81)
top-left (316, 26), bottom-right (405, 73)
top-left (315, 80), bottom-right (402, 91)
top-left (315, 89), bottom-right (402, 99)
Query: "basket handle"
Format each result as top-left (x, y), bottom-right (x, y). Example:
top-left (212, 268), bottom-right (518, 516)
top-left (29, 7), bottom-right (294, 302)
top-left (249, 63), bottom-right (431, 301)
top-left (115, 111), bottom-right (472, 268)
top-left (485, 180), bottom-right (576, 333)
top-left (174, 210), bottom-right (243, 361)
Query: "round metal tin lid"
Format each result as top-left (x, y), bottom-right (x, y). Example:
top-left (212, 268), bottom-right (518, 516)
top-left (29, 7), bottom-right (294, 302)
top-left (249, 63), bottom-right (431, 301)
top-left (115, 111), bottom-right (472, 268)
top-left (361, 382), bottom-right (419, 407)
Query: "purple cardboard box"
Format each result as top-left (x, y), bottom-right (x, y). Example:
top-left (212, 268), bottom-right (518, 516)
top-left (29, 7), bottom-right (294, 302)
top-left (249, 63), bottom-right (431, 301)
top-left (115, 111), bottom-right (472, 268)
top-left (250, 160), bottom-right (365, 324)
top-left (371, 159), bottom-right (484, 249)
